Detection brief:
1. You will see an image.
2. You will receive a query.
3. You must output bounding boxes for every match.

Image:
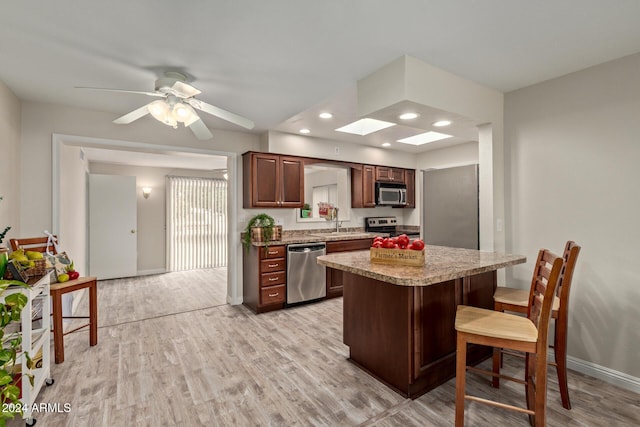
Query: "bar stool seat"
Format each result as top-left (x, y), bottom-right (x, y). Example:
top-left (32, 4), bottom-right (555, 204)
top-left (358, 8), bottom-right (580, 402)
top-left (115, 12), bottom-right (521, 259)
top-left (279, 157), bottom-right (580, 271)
top-left (456, 305), bottom-right (538, 342)
top-left (494, 287), bottom-right (560, 312)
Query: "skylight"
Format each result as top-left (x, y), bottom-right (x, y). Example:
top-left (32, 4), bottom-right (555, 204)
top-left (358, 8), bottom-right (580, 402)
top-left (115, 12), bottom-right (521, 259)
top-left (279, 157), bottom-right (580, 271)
top-left (397, 131), bottom-right (452, 145)
top-left (335, 118), bottom-right (396, 136)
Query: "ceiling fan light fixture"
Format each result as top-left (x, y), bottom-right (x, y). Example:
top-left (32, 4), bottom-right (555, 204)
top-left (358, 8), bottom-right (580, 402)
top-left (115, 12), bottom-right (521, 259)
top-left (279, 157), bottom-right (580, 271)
top-left (148, 99), bottom-right (169, 121)
top-left (173, 102), bottom-right (198, 125)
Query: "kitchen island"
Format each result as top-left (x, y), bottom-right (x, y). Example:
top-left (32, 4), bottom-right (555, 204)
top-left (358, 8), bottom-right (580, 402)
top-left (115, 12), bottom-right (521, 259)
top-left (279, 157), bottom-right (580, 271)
top-left (316, 245), bottom-right (525, 398)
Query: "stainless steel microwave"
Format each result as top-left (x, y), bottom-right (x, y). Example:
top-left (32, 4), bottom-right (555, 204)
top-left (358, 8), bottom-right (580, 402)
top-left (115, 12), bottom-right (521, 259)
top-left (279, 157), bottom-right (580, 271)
top-left (375, 182), bottom-right (407, 206)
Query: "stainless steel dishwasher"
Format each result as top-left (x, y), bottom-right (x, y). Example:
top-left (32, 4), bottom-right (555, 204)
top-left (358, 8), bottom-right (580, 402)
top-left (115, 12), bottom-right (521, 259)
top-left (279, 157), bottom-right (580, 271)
top-left (287, 242), bottom-right (327, 304)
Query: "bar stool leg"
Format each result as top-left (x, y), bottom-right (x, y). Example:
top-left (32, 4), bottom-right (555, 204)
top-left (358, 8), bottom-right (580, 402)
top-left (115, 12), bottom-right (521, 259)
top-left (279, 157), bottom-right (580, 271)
top-left (51, 290), bottom-right (65, 364)
top-left (89, 280), bottom-right (98, 346)
top-left (455, 333), bottom-right (467, 427)
top-left (554, 320), bottom-right (571, 409)
top-left (492, 347), bottom-right (501, 388)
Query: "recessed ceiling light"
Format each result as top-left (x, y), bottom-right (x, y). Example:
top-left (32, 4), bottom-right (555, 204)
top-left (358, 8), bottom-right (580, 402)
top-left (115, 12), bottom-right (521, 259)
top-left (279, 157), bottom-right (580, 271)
top-left (381, 142), bottom-right (391, 147)
top-left (399, 112), bottom-right (419, 120)
top-left (319, 112), bottom-right (333, 119)
top-left (397, 131), bottom-right (452, 145)
top-left (299, 128), bottom-right (310, 134)
top-left (335, 118), bottom-right (396, 136)
top-left (433, 120), bottom-right (452, 127)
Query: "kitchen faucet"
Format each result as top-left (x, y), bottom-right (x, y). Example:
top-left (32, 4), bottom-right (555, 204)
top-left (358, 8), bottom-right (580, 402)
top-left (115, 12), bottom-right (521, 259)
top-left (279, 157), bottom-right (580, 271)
top-left (334, 207), bottom-right (341, 232)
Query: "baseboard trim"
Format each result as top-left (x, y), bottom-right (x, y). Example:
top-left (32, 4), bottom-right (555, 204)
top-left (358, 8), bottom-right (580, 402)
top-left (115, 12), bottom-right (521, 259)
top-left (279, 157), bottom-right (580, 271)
top-left (136, 268), bottom-right (166, 276)
top-left (567, 355), bottom-right (640, 394)
top-left (228, 295), bottom-right (242, 305)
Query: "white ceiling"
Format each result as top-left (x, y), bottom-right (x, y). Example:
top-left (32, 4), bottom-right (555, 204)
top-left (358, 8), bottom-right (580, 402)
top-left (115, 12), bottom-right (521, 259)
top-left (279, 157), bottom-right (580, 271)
top-left (2, 1), bottom-right (640, 157)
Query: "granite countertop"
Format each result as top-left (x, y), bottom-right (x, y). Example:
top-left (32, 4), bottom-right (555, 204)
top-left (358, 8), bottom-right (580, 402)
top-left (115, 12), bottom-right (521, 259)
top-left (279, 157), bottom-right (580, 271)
top-left (250, 230), bottom-right (384, 246)
top-left (316, 245), bottom-right (526, 287)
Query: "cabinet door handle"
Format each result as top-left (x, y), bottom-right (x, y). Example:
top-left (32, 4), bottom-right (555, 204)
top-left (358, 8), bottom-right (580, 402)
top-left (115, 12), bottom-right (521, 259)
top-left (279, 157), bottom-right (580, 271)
top-left (268, 264), bottom-right (279, 268)
top-left (268, 292), bottom-right (279, 297)
top-left (268, 251), bottom-right (278, 255)
top-left (268, 277), bottom-right (278, 281)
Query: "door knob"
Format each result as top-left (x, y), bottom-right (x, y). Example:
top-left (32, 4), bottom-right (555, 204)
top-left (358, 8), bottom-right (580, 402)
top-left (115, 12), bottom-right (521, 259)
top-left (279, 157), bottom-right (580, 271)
top-left (130, 229), bottom-right (136, 234)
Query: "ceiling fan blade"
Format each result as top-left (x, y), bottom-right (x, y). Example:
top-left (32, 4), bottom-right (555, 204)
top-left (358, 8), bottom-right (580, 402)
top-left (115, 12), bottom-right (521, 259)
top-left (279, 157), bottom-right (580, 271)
top-left (187, 99), bottom-right (255, 130)
top-left (170, 81), bottom-right (201, 98)
top-left (76, 86), bottom-right (164, 97)
top-left (188, 118), bottom-right (214, 140)
top-left (113, 104), bottom-right (151, 124)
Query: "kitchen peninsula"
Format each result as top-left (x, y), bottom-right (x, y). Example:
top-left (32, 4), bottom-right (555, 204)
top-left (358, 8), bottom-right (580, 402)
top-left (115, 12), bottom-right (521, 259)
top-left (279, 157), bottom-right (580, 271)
top-left (317, 245), bottom-right (525, 398)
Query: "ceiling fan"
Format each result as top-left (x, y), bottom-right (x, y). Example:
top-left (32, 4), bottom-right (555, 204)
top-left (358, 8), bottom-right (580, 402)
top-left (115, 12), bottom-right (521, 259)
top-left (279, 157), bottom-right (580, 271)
top-left (77, 72), bottom-right (255, 140)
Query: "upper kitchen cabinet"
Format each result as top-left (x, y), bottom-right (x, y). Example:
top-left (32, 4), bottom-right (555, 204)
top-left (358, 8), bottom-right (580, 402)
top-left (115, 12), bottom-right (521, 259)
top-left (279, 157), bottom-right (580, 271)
top-left (351, 165), bottom-right (376, 208)
top-left (243, 152), bottom-right (304, 208)
top-left (375, 166), bottom-right (405, 183)
top-left (405, 169), bottom-right (416, 208)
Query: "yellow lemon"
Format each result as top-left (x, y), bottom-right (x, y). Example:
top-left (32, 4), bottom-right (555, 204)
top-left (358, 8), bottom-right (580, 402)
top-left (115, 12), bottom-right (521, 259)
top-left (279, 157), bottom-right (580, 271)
top-left (26, 251), bottom-right (44, 260)
top-left (57, 273), bottom-right (69, 283)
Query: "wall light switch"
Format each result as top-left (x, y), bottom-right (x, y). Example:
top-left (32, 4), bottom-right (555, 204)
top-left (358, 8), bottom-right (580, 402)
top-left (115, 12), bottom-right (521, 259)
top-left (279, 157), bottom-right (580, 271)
top-left (334, 146), bottom-right (340, 155)
top-left (496, 218), bottom-right (503, 232)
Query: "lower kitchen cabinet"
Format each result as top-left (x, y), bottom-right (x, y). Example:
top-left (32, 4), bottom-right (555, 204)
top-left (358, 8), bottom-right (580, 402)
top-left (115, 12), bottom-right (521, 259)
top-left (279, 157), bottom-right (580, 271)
top-left (325, 238), bottom-right (373, 298)
top-left (243, 245), bottom-right (287, 313)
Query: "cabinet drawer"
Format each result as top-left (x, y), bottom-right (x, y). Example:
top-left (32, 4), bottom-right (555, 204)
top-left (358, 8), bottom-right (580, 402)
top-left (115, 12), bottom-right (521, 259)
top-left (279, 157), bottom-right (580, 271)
top-left (261, 245), bottom-right (286, 259)
top-left (260, 285), bottom-right (286, 305)
top-left (260, 258), bottom-right (286, 274)
top-left (260, 271), bottom-right (286, 287)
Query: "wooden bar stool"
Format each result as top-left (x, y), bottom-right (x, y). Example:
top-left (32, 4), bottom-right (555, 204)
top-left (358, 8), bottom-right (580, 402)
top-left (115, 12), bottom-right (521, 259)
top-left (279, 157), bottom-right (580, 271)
top-left (10, 236), bottom-right (99, 364)
top-left (50, 276), bottom-right (98, 363)
top-left (493, 241), bottom-right (580, 409)
top-left (455, 249), bottom-right (564, 427)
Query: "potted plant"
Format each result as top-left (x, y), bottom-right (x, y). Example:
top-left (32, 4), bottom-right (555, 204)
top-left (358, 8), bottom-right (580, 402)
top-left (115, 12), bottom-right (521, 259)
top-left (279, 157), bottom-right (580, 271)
top-left (242, 213), bottom-right (277, 251)
top-left (300, 203), bottom-right (312, 218)
top-left (0, 278), bottom-right (32, 425)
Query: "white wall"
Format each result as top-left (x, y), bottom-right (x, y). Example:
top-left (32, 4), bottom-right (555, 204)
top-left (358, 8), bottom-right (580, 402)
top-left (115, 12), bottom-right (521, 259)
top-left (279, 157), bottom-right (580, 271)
top-left (20, 101), bottom-right (259, 236)
top-left (88, 162), bottom-right (226, 274)
top-left (505, 52), bottom-right (640, 382)
top-left (0, 81), bottom-right (21, 244)
top-left (59, 144), bottom-right (88, 275)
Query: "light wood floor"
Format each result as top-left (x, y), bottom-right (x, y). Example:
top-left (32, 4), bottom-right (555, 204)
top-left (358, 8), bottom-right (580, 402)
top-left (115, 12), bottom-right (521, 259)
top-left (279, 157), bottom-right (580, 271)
top-left (15, 270), bottom-right (640, 426)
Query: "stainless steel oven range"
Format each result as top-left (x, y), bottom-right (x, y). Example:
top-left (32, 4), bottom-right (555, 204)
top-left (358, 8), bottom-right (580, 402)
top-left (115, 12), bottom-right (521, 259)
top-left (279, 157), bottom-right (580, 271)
top-left (365, 216), bottom-right (420, 239)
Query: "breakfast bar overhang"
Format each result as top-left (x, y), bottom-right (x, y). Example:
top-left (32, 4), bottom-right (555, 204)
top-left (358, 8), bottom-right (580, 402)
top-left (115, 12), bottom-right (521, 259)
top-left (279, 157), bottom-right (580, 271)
top-left (317, 245), bottom-right (526, 398)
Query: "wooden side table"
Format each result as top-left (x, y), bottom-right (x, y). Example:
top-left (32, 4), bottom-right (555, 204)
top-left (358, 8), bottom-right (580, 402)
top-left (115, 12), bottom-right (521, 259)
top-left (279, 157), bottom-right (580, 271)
top-left (50, 276), bottom-right (98, 364)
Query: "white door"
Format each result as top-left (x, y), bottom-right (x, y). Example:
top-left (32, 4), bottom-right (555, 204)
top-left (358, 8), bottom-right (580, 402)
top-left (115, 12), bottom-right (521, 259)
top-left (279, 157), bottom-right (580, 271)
top-left (89, 174), bottom-right (137, 279)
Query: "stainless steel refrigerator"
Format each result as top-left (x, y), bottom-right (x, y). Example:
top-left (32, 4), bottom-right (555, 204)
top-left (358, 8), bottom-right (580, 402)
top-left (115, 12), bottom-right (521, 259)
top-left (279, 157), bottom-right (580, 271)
top-left (422, 164), bottom-right (479, 249)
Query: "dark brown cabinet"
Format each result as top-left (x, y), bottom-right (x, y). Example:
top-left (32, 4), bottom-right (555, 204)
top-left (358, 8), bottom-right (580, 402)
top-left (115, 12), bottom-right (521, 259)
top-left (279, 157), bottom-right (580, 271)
top-left (243, 245), bottom-right (287, 313)
top-left (325, 238), bottom-right (373, 298)
top-left (405, 169), bottom-right (416, 208)
top-left (375, 166), bottom-right (405, 183)
top-left (351, 165), bottom-right (376, 208)
top-left (243, 152), bottom-right (304, 208)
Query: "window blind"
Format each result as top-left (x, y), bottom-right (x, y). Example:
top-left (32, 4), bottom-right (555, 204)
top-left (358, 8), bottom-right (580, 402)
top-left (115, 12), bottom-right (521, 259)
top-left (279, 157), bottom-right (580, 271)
top-left (167, 176), bottom-right (227, 270)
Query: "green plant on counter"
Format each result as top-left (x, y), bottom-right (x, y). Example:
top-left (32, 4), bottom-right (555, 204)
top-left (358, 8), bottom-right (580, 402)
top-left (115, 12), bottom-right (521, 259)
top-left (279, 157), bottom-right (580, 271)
top-left (0, 279), bottom-right (32, 426)
top-left (242, 213), bottom-right (276, 251)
